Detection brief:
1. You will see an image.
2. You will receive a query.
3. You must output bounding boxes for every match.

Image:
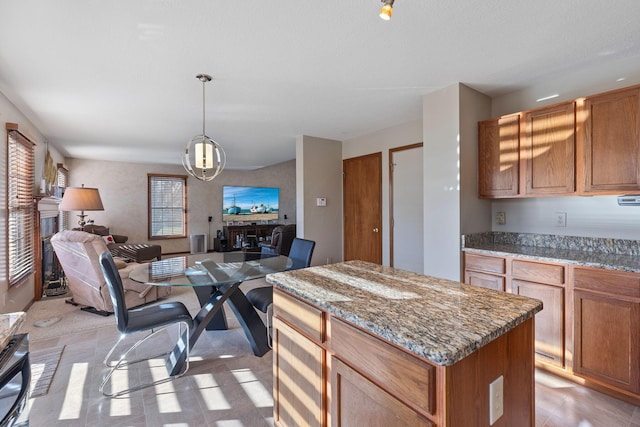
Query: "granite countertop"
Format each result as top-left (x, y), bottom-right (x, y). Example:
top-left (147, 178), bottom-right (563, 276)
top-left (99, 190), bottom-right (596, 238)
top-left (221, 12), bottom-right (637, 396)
top-left (0, 312), bottom-right (26, 349)
top-left (462, 232), bottom-right (640, 273)
top-left (266, 260), bottom-right (542, 367)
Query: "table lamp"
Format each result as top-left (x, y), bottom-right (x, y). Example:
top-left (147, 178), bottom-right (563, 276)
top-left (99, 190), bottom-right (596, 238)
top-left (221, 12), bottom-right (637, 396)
top-left (59, 184), bottom-right (104, 230)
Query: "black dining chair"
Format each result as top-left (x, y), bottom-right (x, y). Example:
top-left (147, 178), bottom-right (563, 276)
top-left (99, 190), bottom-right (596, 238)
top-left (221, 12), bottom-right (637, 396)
top-left (246, 238), bottom-right (316, 345)
top-left (98, 251), bottom-right (194, 397)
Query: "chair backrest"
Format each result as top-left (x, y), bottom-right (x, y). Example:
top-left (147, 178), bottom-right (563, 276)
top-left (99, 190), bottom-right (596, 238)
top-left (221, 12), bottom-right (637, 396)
top-left (99, 251), bottom-right (129, 331)
top-left (288, 238), bottom-right (315, 270)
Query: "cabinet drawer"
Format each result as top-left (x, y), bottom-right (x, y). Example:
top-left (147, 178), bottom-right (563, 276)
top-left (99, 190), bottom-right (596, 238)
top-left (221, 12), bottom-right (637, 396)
top-left (464, 253), bottom-right (506, 274)
top-left (330, 318), bottom-right (435, 416)
top-left (573, 267), bottom-right (640, 299)
top-left (512, 260), bottom-right (565, 285)
top-left (274, 289), bottom-right (325, 343)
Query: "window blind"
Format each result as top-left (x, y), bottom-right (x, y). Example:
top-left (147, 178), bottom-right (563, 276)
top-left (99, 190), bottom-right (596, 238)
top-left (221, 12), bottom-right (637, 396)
top-left (7, 127), bottom-right (35, 287)
top-left (57, 165), bottom-right (69, 230)
top-left (148, 174), bottom-right (187, 239)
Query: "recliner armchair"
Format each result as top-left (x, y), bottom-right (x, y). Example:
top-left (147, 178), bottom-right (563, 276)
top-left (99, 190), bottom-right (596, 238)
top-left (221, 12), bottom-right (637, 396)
top-left (51, 230), bottom-right (171, 315)
top-left (259, 224), bottom-right (296, 256)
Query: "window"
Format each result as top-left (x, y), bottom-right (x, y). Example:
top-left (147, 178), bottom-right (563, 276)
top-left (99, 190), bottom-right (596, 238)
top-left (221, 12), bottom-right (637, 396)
top-left (6, 123), bottom-right (35, 287)
top-left (148, 174), bottom-right (187, 239)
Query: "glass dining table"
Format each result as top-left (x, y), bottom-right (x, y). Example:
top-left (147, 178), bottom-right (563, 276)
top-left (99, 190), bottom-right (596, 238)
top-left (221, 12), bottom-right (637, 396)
top-left (129, 251), bottom-right (291, 376)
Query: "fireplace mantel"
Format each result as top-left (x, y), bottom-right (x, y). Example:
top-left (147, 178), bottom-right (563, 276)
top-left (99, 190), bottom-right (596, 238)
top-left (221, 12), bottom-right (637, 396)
top-left (36, 196), bottom-right (61, 219)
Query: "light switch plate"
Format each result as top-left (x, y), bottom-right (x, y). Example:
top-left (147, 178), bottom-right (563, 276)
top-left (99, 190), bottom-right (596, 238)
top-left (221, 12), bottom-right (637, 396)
top-left (316, 197), bottom-right (327, 207)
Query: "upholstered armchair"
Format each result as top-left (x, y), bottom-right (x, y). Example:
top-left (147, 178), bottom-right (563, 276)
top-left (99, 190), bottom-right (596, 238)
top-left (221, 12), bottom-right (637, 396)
top-left (51, 230), bottom-right (171, 315)
top-left (259, 224), bottom-right (296, 256)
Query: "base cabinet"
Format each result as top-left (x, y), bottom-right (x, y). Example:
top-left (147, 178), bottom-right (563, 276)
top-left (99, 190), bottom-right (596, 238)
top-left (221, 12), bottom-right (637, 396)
top-left (463, 252), bottom-right (640, 405)
top-left (573, 267), bottom-right (640, 395)
top-left (274, 287), bottom-right (535, 427)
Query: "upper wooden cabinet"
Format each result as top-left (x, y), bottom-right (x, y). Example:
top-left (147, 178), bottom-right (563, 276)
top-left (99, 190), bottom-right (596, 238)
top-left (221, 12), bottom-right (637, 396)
top-left (522, 102), bottom-right (576, 195)
top-left (479, 84), bottom-right (640, 198)
top-left (580, 86), bottom-right (640, 194)
top-left (478, 113), bottom-right (520, 198)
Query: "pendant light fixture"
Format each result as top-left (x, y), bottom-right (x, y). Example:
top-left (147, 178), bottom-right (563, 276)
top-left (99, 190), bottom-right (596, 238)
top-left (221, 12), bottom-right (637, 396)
top-left (379, 0), bottom-right (394, 20)
top-left (182, 74), bottom-right (226, 181)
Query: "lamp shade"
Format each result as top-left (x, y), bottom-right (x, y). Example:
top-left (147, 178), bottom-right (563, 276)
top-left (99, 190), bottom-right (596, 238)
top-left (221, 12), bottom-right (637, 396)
top-left (60, 186), bottom-right (104, 211)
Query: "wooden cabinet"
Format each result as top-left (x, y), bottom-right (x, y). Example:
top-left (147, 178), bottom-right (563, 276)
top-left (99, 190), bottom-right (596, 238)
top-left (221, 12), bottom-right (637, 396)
top-left (272, 290), bottom-right (326, 427)
top-left (478, 114), bottom-right (520, 198)
top-left (463, 253), bottom-right (506, 291)
top-left (522, 102), bottom-right (576, 195)
top-left (478, 84), bottom-right (640, 198)
top-left (573, 267), bottom-right (640, 395)
top-left (463, 251), bottom-right (640, 404)
top-left (273, 286), bottom-right (536, 426)
top-left (580, 86), bottom-right (640, 193)
top-left (223, 223), bottom-right (281, 250)
top-left (510, 259), bottom-right (566, 368)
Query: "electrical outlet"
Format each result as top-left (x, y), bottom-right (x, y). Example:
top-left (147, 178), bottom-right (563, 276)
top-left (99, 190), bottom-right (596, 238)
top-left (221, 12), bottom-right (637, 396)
top-left (495, 211), bottom-right (506, 225)
top-left (554, 212), bottom-right (567, 227)
top-left (489, 376), bottom-right (504, 425)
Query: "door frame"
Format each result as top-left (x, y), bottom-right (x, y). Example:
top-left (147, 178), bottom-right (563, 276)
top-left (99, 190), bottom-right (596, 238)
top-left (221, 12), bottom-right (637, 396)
top-left (389, 142), bottom-right (423, 267)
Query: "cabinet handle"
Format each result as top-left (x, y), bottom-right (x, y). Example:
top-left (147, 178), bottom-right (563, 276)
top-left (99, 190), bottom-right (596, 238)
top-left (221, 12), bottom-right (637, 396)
top-left (373, 228), bottom-right (379, 233)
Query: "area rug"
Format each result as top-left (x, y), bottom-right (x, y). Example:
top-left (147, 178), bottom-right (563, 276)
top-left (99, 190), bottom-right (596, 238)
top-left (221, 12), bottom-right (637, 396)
top-left (30, 345), bottom-right (65, 398)
top-left (19, 286), bottom-right (200, 341)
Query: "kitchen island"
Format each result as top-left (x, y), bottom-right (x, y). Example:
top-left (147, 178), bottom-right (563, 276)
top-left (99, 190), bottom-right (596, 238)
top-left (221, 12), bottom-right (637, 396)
top-left (266, 261), bottom-right (543, 427)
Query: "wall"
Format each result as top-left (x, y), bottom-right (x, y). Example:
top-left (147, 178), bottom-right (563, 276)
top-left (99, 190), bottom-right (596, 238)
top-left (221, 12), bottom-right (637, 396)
top-left (490, 69), bottom-right (640, 240)
top-left (0, 90), bottom-right (64, 313)
top-left (67, 158), bottom-right (296, 254)
top-left (296, 135), bottom-right (342, 266)
top-left (423, 84), bottom-right (492, 281)
top-left (342, 120), bottom-right (423, 266)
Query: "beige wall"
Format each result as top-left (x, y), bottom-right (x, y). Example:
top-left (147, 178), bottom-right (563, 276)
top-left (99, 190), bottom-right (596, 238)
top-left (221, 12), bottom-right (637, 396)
top-left (66, 158), bottom-right (296, 254)
top-left (296, 135), bottom-right (343, 265)
top-left (342, 120), bottom-right (423, 266)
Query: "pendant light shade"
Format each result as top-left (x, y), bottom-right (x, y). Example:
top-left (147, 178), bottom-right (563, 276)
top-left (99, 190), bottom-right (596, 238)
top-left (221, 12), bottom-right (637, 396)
top-left (182, 74), bottom-right (226, 182)
top-left (379, 0), bottom-right (394, 20)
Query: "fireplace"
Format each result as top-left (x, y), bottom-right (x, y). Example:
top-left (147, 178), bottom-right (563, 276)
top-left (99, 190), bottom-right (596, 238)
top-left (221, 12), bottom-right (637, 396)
top-left (37, 198), bottom-right (66, 298)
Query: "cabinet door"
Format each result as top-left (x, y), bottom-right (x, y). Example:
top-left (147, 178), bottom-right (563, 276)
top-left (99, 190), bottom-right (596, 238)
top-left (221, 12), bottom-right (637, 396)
top-left (273, 317), bottom-right (325, 427)
top-left (464, 270), bottom-right (505, 292)
top-left (522, 102), bottom-right (576, 195)
top-left (512, 280), bottom-right (565, 367)
top-left (581, 86), bottom-right (640, 193)
top-left (478, 114), bottom-right (520, 198)
top-left (573, 290), bottom-right (640, 393)
top-left (331, 357), bottom-right (433, 427)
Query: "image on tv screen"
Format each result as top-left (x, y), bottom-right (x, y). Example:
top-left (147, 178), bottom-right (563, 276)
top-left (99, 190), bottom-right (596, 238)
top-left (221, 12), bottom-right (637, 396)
top-left (222, 186), bottom-right (279, 222)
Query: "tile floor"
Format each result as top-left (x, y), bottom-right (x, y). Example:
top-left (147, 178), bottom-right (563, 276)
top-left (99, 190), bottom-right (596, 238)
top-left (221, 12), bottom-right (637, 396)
top-left (21, 290), bottom-right (640, 427)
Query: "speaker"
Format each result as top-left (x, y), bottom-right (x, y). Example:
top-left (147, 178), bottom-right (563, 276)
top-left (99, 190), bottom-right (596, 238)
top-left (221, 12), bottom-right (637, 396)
top-left (214, 237), bottom-right (229, 252)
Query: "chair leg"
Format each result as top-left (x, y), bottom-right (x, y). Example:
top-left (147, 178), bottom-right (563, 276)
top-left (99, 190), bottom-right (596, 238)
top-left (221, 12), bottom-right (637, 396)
top-left (99, 322), bottom-right (190, 397)
top-left (266, 303), bottom-right (273, 349)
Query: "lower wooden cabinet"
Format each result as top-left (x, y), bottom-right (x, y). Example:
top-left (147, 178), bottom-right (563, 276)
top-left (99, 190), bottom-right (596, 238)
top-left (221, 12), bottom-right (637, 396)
top-left (512, 280), bottom-right (565, 367)
top-left (272, 317), bottom-right (325, 427)
top-left (573, 267), bottom-right (640, 395)
top-left (463, 252), bottom-right (640, 405)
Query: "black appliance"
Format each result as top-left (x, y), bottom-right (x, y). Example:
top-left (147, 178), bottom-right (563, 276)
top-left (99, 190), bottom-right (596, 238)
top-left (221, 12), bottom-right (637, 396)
top-left (0, 334), bottom-right (30, 427)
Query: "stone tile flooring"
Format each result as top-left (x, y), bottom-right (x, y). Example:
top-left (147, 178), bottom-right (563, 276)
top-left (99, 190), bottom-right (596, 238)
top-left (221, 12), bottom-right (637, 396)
top-left (20, 288), bottom-right (640, 426)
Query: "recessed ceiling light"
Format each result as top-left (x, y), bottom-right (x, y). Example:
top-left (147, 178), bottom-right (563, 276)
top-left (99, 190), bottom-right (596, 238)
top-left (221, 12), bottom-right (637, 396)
top-left (536, 94), bottom-right (559, 102)
top-left (616, 77), bottom-right (626, 82)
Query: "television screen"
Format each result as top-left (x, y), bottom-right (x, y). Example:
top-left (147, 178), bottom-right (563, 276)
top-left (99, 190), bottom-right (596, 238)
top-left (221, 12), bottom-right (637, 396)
top-left (222, 186), bottom-right (280, 222)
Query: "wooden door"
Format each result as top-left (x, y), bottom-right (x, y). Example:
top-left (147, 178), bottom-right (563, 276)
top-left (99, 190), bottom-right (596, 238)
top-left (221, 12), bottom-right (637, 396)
top-left (581, 85), bottom-right (640, 193)
top-left (522, 102), bottom-right (576, 195)
top-left (573, 290), bottom-right (640, 393)
top-left (478, 114), bottom-right (520, 198)
top-left (512, 280), bottom-right (565, 367)
top-left (343, 153), bottom-right (382, 264)
top-left (390, 143), bottom-right (423, 273)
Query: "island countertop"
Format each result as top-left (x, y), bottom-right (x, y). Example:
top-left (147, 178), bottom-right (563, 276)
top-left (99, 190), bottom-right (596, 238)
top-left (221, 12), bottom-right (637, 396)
top-left (266, 260), bottom-right (542, 366)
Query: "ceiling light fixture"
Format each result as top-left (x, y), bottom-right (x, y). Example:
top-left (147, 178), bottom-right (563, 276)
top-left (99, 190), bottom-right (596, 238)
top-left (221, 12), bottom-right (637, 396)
top-left (182, 74), bottom-right (226, 181)
top-left (379, 0), bottom-right (394, 20)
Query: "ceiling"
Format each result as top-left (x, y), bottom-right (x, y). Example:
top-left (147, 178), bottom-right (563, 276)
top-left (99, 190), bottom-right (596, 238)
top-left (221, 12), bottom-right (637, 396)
top-left (1, 0), bottom-right (640, 170)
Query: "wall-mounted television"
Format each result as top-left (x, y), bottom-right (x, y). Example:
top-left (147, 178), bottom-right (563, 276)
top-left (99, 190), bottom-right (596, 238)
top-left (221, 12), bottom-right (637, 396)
top-left (222, 185), bottom-right (280, 222)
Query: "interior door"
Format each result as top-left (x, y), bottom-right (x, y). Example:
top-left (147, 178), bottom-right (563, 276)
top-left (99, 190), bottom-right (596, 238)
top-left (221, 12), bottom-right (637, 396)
top-left (343, 153), bottom-right (382, 264)
top-left (390, 144), bottom-right (423, 273)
